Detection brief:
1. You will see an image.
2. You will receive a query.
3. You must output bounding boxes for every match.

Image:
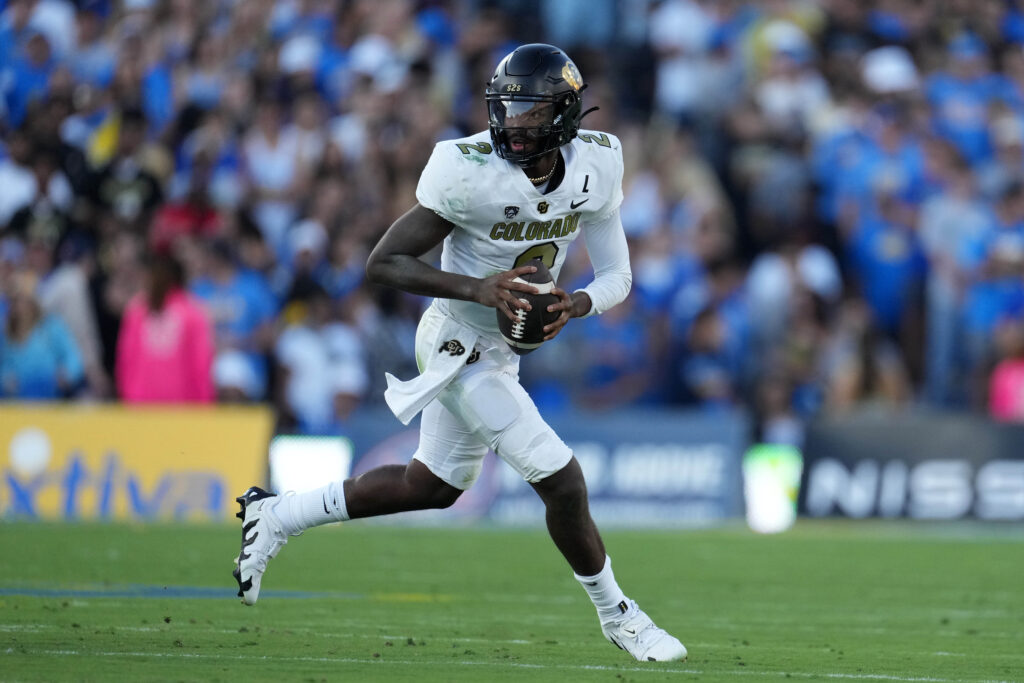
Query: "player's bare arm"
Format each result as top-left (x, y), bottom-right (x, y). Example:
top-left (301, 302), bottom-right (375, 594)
top-left (366, 204), bottom-right (541, 322)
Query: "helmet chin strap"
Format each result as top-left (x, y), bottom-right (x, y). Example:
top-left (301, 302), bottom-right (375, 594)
top-left (577, 83), bottom-right (598, 123)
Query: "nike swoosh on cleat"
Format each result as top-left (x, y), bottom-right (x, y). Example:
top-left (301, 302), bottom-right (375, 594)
top-left (570, 199), bottom-right (590, 209)
top-left (323, 497), bottom-right (329, 515)
top-left (622, 628), bottom-right (636, 636)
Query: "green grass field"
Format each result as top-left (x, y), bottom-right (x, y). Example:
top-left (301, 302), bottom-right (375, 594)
top-left (0, 520), bottom-right (1021, 682)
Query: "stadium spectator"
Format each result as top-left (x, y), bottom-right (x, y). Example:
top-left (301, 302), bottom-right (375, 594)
top-left (0, 268), bottom-right (84, 399)
top-left (242, 97), bottom-right (307, 258)
top-left (87, 107), bottom-right (164, 234)
top-left (776, 288), bottom-right (831, 418)
top-left (745, 240), bottom-right (842, 348)
top-left (319, 232), bottom-right (367, 302)
top-left (960, 180), bottom-right (1024, 404)
top-left (918, 153), bottom-right (990, 406)
top-left (180, 30), bottom-right (228, 111)
top-left (752, 371), bottom-right (805, 448)
top-left (821, 297), bottom-right (912, 413)
top-left (0, 127), bottom-right (72, 229)
top-left (571, 294), bottom-right (657, 410)
top-left (988, 318), bottom-right (1024, 421)
top-left (29, 234), bottom-right (109, 398)
top-left (189, 239), bottom-right (277, 400)
top-left (647, 0), bottom-right (716, 127)
top-left (4, 29), bottom-right (58, 127)
top-left (674, 305), bottom-right (738, 409)
top-left (26, 95), bottom-right (93, 199)
top-left (115, 252), bottom-right (214, 403)
top-left (6, 144), bottom-right (74, 245)
top-left (149, 151), bottom-right (225, 251)
top-left (5, 0), bottom-right (1024, 429)
top-left (274, 277), bottom-right (367, 434)
top-left (843, 174), bottom-right (927, 379)
top-left (925, 32), bottom-right (1013, 165)
top-left (976, 112), bottom-right (1024, 200)
top-left (70, 5), bottom-right (116, 88)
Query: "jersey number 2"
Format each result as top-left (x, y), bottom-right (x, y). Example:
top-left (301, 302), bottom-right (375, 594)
top-left (513, 241), bottom-right (559, 269)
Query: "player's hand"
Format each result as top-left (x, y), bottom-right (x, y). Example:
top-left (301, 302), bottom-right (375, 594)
top-left (476, 264), bottom-right (540, 322)
top-left (542, 287), bottom-right (574, 341)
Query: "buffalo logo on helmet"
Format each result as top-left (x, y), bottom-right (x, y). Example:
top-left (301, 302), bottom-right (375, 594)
top-left (562, 61), bottom-right (582, 91)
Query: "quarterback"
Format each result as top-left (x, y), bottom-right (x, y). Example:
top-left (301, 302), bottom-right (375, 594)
top-left (233, 44), bottom-right (687, 662)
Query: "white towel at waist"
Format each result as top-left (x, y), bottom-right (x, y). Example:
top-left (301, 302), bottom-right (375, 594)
top-left (384, 315), bottom-right (479, 425)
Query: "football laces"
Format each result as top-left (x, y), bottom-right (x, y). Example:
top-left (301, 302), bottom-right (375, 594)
top-left (511, 300), bottom-right (528, 339)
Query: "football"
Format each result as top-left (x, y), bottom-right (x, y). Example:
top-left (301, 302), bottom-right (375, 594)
top-left (497, 260), bottom-right (561, 355)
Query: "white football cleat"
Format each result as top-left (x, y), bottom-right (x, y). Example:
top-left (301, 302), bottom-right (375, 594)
top-left (601, 600), bottom-right (688, 662)
top-left (232, 486), bottom-right (288, 606)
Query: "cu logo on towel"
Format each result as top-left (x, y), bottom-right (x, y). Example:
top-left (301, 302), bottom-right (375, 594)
top-left (439, 339), bottom-right (466, 356)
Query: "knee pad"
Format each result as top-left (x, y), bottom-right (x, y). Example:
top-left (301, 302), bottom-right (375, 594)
top-left (465, 376), bottom-right (522, 434)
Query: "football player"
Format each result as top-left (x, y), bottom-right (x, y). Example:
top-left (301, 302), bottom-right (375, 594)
top-left (234, 43), bottom-right (687, 663)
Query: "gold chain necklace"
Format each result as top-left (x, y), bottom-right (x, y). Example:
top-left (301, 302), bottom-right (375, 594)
top-left (527, 156), bottom-right (559, 185)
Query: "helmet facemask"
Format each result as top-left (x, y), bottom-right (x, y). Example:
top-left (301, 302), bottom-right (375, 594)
top-left (485, 90), bottom-right (582, 167)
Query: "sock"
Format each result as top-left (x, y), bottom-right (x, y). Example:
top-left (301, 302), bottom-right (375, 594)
top-left (273, 480), bottom-right (349, 536)
top-left (574, 555), bottom-right (630, 623)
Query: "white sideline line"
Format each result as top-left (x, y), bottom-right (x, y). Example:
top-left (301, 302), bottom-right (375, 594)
top-left (119, 626), bottom-right (534, 644)
top-left (2, 648), bottom-right (1014, 683)
top-left (4, 626), bottom-right (1018, 661)
top-left (0, 625), bottom-right (49, 632)
top-left (379, 634), bottom-right (532, 645)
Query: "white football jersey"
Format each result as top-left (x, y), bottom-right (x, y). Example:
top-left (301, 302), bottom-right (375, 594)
top-left (415, 129), bottom-right (625, 338)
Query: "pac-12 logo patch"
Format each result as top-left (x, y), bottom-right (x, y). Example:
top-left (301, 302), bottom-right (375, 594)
top-left (504, 205), bottom-right (520, 219)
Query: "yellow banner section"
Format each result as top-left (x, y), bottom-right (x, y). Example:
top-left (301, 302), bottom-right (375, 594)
top-left (0, 405), bottom-right (273, 522)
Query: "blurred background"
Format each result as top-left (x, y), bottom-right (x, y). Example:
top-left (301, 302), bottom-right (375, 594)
top-left (1, 0), bottom-right (1022, 528)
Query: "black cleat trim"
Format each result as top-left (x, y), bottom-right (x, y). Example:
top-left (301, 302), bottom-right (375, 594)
top-left (232, 567), bottom-right (244, 597)
top-left (237, 486), bottom-right (276, 508)
top-left (232, 486), bottom-right (277, 603)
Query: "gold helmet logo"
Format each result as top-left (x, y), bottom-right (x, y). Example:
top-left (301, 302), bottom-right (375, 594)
top-left (562, 61), bottom-right (582, 91)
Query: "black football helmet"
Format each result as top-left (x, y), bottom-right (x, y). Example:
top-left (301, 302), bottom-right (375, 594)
top-left (485, 44), bottom-right (590, 167)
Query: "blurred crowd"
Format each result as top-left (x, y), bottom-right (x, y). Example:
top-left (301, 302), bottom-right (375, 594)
top-left (3, 0), bottom-right (1024, 443)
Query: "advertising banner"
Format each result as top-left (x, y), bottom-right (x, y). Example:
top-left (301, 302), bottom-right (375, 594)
top-left (799, 412), bottom-right (1024, 520)
top-left (346, 408), bottom-right (747, 527)
top-left (0, 405), bottom-right (273, 522)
